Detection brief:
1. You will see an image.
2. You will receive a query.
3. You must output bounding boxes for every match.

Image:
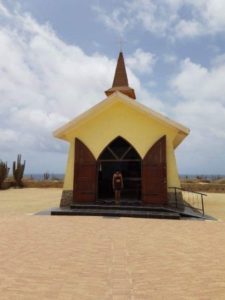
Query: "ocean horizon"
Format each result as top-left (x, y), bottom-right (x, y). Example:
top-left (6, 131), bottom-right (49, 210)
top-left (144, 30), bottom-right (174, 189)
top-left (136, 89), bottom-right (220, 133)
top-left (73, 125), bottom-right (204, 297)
top-left (20, 173), bottom-right (225, 181)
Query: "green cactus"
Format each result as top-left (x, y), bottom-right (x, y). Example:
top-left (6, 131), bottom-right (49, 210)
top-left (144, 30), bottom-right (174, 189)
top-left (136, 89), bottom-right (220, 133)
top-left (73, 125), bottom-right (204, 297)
top-left (13, 154), bottom-right (26, 188)
top-left (0, 161), bottom-right (10, 189)
top-left (43, 172), bottom-right (50, 180)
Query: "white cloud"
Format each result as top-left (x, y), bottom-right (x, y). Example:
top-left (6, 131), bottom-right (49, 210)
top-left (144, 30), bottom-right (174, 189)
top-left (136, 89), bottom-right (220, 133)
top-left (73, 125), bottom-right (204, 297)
top-left (0, 1), bottom-right (163, 172)
top-left (92, 5), bottom-right (131, 35)
top-left (127, 1), bottom-right (168, 34)
top-left (2, 1), bottom-right (224, 175)
top-left (170, 57), bottom-right (225, 173)
top-left (127, 48), bottom-right (156, 74)
top-left (171, 58), bottom-right (225, 103)
top-left (174, 20), bottom-right (203, 38)
top-left (0, 1), bottom-right (10, 17)
top-left (0, 129), bottom-right (17, 145)
top-left (95, 0), bottom-right (225, 39)
top-left (192, 0), bottom-right (225, 33)
top-left (212, 54), bottom-right (225, 67)
top-left (163, 54), bottom-right (178, 64)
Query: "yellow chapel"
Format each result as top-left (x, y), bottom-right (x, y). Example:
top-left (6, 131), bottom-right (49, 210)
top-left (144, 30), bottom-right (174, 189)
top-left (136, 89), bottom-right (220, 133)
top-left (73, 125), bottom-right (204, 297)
top-left (54, 52), bottom-right (189, 208)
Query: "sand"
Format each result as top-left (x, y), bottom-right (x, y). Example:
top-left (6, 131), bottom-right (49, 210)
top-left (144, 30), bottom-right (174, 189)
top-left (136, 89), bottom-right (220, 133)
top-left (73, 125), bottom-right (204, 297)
top-left (0, 188), bottom-right (61, 216)
top-left (204, 193), bottom-right (225, 221)
top-left (0, 188), bottom-right (225, 299)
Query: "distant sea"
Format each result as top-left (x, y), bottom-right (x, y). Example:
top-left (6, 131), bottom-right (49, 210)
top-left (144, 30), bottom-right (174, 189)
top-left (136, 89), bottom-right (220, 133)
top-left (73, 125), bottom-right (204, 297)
top-left (179, 174), bottom-right (225, 180)
top-left (24, 173), bottom-right (225, 181)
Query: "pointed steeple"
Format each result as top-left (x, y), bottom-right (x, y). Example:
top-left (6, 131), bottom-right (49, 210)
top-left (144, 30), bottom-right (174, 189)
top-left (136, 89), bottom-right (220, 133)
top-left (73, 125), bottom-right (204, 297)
top-left (105, 52), bottom-right (136, 99)
top-left (112, 52), bottom-right (128, 87)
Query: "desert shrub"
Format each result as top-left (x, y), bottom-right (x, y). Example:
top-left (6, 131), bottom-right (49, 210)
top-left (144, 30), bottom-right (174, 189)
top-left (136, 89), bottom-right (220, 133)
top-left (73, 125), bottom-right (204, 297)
top-left (23, 180), bottom-right (63, 188)
top-left (0, 161), bottom-right (10, 189)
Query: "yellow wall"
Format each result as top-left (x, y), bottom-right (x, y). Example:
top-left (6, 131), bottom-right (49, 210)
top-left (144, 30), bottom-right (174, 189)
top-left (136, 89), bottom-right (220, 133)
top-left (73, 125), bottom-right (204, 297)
top-left (63, 99), bottom-right (181, 190)
top-left (63, 140), bottom-right (75, 190)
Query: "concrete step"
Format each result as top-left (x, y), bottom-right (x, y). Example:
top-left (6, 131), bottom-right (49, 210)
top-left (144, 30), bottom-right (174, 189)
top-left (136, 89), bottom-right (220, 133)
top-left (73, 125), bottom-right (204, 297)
top-left (51, 208), bottom-right (180, 219)
top-left (70, 203), bottom-right (170, 212)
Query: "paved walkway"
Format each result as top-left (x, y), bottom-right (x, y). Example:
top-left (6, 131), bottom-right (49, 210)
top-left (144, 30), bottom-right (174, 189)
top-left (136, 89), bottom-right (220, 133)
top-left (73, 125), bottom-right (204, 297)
top-left (1, 216), bottom-right (225, 299)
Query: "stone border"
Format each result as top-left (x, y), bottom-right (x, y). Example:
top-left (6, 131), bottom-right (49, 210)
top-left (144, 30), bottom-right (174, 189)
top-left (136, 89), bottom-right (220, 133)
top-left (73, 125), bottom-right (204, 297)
top-left (60, 190), bottom-right (73, 207)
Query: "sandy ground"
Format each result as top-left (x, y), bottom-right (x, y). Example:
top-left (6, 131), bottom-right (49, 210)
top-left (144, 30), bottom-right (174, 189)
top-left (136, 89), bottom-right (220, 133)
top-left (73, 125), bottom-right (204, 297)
top-left (204, 193), bottom-right (225, 221)
top-left (0, 188), bottom-right (224, 220)
top-left (0, 188), bottom-right (225, 299)
top-left (0, 188), bottom-right (61, 216)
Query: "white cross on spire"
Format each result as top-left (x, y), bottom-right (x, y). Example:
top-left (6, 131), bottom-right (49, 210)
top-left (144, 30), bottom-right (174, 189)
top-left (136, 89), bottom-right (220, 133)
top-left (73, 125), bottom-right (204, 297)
top-left (117, 35), bottom-right (126, 51)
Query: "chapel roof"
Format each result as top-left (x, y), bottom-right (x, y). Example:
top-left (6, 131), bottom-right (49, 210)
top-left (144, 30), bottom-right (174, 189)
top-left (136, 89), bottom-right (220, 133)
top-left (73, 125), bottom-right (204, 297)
top-left (105, 52), bottom-right (136, 99)
top-left (54, 91), bottom-right (190, 148)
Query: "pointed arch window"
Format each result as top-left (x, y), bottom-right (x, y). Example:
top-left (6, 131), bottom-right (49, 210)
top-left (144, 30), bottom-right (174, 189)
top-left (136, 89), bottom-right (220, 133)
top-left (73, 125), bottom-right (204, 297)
top-left (98, 137), bottom-right (141, 161)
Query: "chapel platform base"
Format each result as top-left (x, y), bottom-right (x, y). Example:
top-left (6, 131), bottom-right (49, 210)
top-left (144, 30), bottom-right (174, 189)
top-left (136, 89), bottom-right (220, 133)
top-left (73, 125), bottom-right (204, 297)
top-left (51, 202), bottom-right (208, 220)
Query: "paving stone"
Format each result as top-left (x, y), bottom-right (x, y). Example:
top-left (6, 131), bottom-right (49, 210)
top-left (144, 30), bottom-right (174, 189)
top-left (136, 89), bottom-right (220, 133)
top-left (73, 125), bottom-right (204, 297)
top-left (0, 216), bottom-right (225, 299)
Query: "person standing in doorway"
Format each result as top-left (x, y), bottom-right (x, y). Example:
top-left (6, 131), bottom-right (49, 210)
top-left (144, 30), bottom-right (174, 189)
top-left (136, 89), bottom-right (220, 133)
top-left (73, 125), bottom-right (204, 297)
top-left (112, 171), bottom-right (124, 205)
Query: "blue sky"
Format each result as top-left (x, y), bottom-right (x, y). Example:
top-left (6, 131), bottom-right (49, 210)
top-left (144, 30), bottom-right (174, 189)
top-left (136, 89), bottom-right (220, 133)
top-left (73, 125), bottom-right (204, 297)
top-left (0, 0), bottom-right (225, 174)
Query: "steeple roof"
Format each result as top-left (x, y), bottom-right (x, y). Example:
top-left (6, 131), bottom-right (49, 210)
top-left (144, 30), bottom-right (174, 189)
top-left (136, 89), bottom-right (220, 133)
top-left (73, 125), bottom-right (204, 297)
top-left (112, 52), bottom-right (128, 87)
top-left (105, 52), bottom-right (136, 99)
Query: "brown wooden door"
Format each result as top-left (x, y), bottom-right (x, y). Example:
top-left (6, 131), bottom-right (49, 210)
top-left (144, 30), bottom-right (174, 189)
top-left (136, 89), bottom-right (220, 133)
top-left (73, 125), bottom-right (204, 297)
top-left (142, 136), bottom-right (167, 205)
top-left (74, 138), bottom-right (97, 203)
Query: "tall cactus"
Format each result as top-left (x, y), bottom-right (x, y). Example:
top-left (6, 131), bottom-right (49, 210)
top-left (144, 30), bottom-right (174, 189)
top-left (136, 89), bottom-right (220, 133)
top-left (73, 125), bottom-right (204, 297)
top-left (13, 154), bottom-right (26, 187)
top-left (43, 172), bottom-right (50, 180)
top-left (0, 161), bottom-right (10, 189)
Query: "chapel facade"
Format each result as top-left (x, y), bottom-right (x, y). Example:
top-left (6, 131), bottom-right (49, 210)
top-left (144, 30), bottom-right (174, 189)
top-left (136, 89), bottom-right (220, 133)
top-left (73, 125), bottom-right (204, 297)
top-left (54, 52), bottom-right (189, 207)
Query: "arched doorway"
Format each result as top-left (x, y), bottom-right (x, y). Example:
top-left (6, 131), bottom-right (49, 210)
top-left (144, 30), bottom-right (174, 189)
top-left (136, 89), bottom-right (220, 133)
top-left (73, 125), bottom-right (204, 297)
top-left (97, 137), bottom-right (141, 202)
